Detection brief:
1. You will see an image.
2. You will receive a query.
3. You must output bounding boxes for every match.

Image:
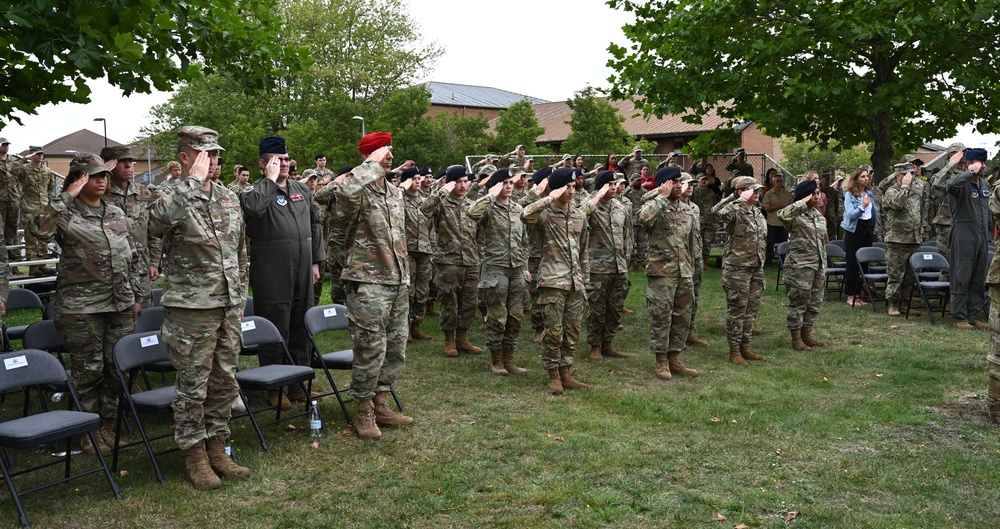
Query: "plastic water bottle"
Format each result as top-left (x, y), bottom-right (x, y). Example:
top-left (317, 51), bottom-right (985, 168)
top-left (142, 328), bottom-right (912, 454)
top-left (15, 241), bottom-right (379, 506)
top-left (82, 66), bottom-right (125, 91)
top-left (225, 437), bottom-right (233, 459)
top-left (309, 400), bottom-right (323, 437)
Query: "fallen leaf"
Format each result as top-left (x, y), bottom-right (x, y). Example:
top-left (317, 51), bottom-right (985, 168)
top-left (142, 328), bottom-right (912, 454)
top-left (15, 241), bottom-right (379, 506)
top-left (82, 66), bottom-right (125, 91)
top-left (735, 524), bottom-right (750, 529)
top-left (285, 424), bottom-right (296, 431)
top-left (546, 433), bottom-right (553, 438)
top-left (913, 334), bottom-right (921, 339)
top-left (711, 417), bottom-right (722, 422)
top-left (875, 373), bottom-right (884, 378)
top-left (119, 470), bottom-right (128, 477)
top-left (554, 436), bottom-right (565, 442)
top-left (784, 511), bottom-right (798, 521)
top-left (890, 324), bottom-right (899, 329)
top-left (468, 420), bottom-right (476, 425)
top-left (775, 448), bottom-right (783, 455)
top-left (731, 419), bottom-right (738, 424)
top-left (435, 488), bottom-right (442, 495)
top-left (310, 441), bottom-right (319, 449)
top-left (341, 429), bottom-right (352, 436)
top-left (713, 513), bottom-right (726, 521)
top-left (822, 377), bottom-right (828, 382)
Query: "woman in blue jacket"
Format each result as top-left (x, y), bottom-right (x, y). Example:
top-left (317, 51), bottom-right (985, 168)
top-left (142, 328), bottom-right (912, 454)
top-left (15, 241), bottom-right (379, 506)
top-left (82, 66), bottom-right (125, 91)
top-left (841, 166), bottom-right (876, 306)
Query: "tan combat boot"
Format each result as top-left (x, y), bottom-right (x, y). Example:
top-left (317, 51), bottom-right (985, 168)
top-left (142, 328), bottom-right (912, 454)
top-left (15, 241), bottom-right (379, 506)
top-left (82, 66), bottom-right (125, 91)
top-left (602, 341), bottom-right (628, 358)
top-left (81, 433), bottom-right (111, 457)
top-left (373, 392), bottom-right (413, 426)
top-left (589, 343), bottom-right (603, 360)
top-left (790, 329), bottom-right (811, 351)
top-left (686, 334), bottom-right (709, 346)
top-left (490, 350), bottom-right (509, 376)
top-left (559, 366), bottom-right (589, 390)
top-left (800, 327), bottom-right (826, 347)
top-left (205, 435), bottom-right (250, 480)
top-left (655, 353), bottom-right (672, 380)
top-left (740, 343), bottom-right (766, 362)
top-left (410, 322), bottom-right (433, 341)
top-left (455, 330), bottom-right (482, 354)
top-left (667, 352), bottom-right (699, 376)
top-left (443, 331), bottom-right (459, 357)
top-left (98, 418), bottom-right (120, 451)
top-left (729, 345), bottom-right (748, 365)
top-left (426, 301), bottom-right (440, 316)
top-left (533, 328), bottom-right (544, 344)
top-left (887, 300), bottom-right (901, 317)
top-left (355, 399), bottom-right (382, 440)
top-left (184, 440), bottom-right (222, 490)
top-left (546, 367), bottom-right (564, 395)
top-left (502, 348), bottom-right (527, 374)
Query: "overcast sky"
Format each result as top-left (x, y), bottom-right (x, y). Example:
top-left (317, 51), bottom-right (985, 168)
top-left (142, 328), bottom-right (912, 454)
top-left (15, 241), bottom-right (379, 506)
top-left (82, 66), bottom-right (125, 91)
top-left (1, 0), bottom-right (995, 155)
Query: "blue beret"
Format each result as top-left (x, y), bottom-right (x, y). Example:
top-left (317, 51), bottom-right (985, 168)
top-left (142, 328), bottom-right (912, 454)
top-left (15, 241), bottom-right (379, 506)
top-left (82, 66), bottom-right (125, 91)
top-left (420, 166), bottom-right (433, 176)
top-left (654, 166), bottom-right (682, 187)
top-left (445, 165), bottom-right (470, 183)
top-left (337, 165), bottom-right (354, 176)
top-left (794, 179), bottom-right (818, 202)
top-left (486, 169), bottom-right (512, 189)
top-left (259, 136), bottom-right (287, 156)
top-left (400, 167), bottom-right (420, 182)
top-left (549, 168), bottom-right (576, 190)
top-left (436, 168), bottom-right (447, 178)
top-left (593, 170), bottom-right (616, 190)
top-left (966, 148), bottom-right (988, 163)
top-left (573, 168), bottom-right (584, 177)
top-left (532, 166), bottom-right (553, 185)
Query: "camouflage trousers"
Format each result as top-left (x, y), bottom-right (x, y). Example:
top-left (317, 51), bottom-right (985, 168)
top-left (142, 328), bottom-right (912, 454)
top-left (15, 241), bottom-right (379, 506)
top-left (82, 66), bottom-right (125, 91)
top-left (327, 259), bottom-right (346, 305)
top-left (0, 200), bottom-right (18, 260)
top-left (646, 276), bottom-right (694, 355)
top-left (163, 305), bottom-right (241, 451)
top-left (700, 224), bottom-right (716, 261)
top-left (55, 309), bottom-right (136, 419)
top-left (479, 264), bottom-right (526, 353)
top-left (313, 260), bottom-right (325, 307)
top-left (538, 287), bottom-right (585, 369)
top-left (408, 251), bottom-right (433, 325)
top-left (527, 256), bottom-right (543, 331)
top-left (346, 281), bottom-right (408, 403)
top-left (586, 272), bottom-right (628, 347)
top-left (721, 266), bottom-right (764, 347)
top-left (986, 285), bottom-right (1000, 421)
top-left (20, 207), bottom-right (46, 260)
top-left (935, 224), bottom-right (952, 257)
top-left (825, 219), bottom-right (843, 242)
top-left (632, 226), bottom-right (649, 262)
top-left (785, 266), bottom-right (824, 330)
top-left (434, 263), bottom-right (480, 332)
top-left (885, 242), bottom-right (920, 301)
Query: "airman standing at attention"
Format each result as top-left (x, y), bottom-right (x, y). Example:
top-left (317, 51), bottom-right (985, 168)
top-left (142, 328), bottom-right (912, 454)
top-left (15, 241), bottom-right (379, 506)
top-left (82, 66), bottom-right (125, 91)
top-left (584, 170), bottom-right (632, 360)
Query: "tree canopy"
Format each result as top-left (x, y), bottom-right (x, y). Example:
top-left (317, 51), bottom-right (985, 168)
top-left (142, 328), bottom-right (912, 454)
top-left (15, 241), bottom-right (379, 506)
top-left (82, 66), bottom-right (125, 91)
top-left (780, 138), bottom-right (873, 177)
top-left (491, 100), bottom-right (546, 155)
top-left (607, 0), bottom-right (1000, 180)
top-left (1, 0), bottom-right (308, 124)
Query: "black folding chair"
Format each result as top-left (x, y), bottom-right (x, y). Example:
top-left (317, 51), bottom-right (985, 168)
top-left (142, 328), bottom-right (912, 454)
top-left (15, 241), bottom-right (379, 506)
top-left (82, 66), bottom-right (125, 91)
top-left (855, 246), bottom-right (889, 312)
top-left (0, 349), bottom-right (120, 527)
top-left (1, 289), bottom-right (45, 351)
top-left (233, 316), bottom-right (315, 452)
top-left (824, 243), bottom-right (847, 299)
top-left (907, 252), bottom-right (950, 324)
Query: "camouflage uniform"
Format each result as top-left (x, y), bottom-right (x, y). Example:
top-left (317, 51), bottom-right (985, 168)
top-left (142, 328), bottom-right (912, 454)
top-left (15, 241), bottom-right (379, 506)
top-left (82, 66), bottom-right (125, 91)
top-left (30, 189), bottom-right (140, 420)
top-left (315, 180), bottom-right (347, 303)
top-left (618, 156), bottom-right (649, 181)
top-left (403, 190), bottom-right (434, 328)
top-left (690, 186), bottom-right (719, 261)
top-left (336, 160), bottom-right (409, 402)
top-left (624, 185), bottom-right (649, 264)
top-left (712, 192), bottom-right (767, 348)
top-left (468, 194), bottom-right (528, 354)
top-left (15, 162), bottom-right (59, 263)
top-left (638, 193), bottom-right (697, 357)
top-left (149, 169), bottom-right (248, 451)
top-left (984, 190), bottom-right (1000, 422)
top-left (584, 195), bottom-right (632, 349)
top-left (725, 156), bottom-right (754, 179)
top-left (105, 178), bottom-right (159, 306)
top-left (881, 175), bottom-right (927, 302)
top-left (821, 183), bottom-right (843, 241)
top-left (685, 196), bottom-right (705, 335)
top-left (778, 200), bottom-right (827, 330)
top-left (521, 195), bottom-right (589, 369)
top-left (227, 180), bottom-right (251, 195)
top-left (519, 189), bottom-right (545, 335)
top-left (421, 189), bottom-right (480, 333)
top-left (0, 154), bottom-right (21, 260)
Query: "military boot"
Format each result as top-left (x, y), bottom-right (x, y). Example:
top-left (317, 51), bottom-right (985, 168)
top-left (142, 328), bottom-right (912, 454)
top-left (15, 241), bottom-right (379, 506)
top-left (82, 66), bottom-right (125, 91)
top-left (410, 322), bottom-right (433, 341)
top-left (425, 301), bottom-right (440, 316)
top-left (355, 399), bottom-right (382, 440)
top-left (790, 329), bottom-right (811, 351)
top-left (988, 367), bottom-right (1000, 424)
top-left (490, 350), bottom-right (509, 376)
top-left (533, 328), bottom-right (544, 345)
top-left (655, 353), bottom-right (672, 380)
top-left (546, 367), bottom-right (564, 395)
top-left (81, 433), bottom-right (111, 457)
top-left (559, 366), bottom-right (589, 390)
top-left (740, 343), bottom-right (766, 362)
top-left (602, 341), bottom-right (628, 358)
top-left (589, 343), bottom-right (603, 360)
top-left (887, 300), bottom-right (902, 317)
top-left (455, 330), bottom-right (482, 354)
top-left (686, 334), bottom-right (709, 346)
top-left (184, 440), bottom-right (222, 490)
top-left (800, 327), bottom-right (826, 347)
top-left (502, 348), bottom-right (527, 374)
top-left (98, 418), bottom-right (120, 451)
top-left (373, 392), bottom-right (413, 426)
top-left (901, 301), bottom-right (921, 317)
top-left (667, 352), bottom-right (699, 376)
top-left (205, 435), bottom-right (250, 480)
top-left (729, 345), bottom-right (748, 365)
top-left (443, 331), bottom-right (459, 357)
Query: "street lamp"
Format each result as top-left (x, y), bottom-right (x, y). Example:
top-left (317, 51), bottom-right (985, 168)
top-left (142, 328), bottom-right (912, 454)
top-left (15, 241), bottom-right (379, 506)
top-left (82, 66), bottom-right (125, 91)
top-left (136, 134), bottom-right (152, 184)
top-left (93, 118), bottom-right (107, 148)
top-left (352, 115), bottom-right (365, 136)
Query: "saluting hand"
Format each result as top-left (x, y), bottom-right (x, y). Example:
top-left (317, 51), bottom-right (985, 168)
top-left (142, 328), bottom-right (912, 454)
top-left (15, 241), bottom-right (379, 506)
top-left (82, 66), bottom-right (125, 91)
top-left (66, 174), bottom-right (89, 198)
top-left (534, 178), bottom-right (549, 197)
top-left (264, 154), bottom-right (281, 182)
top-left (488, 181), bottom-right (504, 198)
top-left (191, 150), bottom-right (211, 182)
top-left (104, 159), bottom-right (118, 172)
top-left (593, 183), bottom-right (610, 202)
top-left (366, 146), bottom-right (393, 172)
top-left (657, 180), bottom-right (673, 197)
top-left (400, 177), bottom-right (415, 192)
top-left (739, 189), bottom-right (755, 201)
top-left (549, 185), bottom-right (568, 200)
top-left (442, 181), bottom-right (457, 194)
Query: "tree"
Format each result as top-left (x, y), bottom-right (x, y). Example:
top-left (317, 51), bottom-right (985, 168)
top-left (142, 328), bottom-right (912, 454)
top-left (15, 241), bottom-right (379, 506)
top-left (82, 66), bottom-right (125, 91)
top-left (560, 87), bottom-right (654, 156)
top-left (607, 0), bottom-right (1000, 181)
top-left (1, 0), bottom-right (308, 124)
top-left (780, 138), bottom-right (873, 177)
top-left (492, 99), bottom-right (546, 154)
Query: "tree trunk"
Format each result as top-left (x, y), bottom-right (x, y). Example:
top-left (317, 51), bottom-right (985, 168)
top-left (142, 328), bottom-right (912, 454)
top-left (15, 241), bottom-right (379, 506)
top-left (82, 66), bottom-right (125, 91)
top-left (871, 109), bottom-right (894, 185)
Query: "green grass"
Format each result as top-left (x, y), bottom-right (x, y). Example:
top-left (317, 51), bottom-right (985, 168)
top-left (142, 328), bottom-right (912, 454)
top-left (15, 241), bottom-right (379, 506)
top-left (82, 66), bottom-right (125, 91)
top-left (1, 266), bottom-right (998, 528)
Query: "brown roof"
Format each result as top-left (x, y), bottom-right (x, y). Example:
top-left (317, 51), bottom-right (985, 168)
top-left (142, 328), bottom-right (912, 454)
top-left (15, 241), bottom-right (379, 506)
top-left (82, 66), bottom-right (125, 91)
top-left (524, 98), bottom-right (733, 144)
top-left (22, 129), bottom-right (123, 158)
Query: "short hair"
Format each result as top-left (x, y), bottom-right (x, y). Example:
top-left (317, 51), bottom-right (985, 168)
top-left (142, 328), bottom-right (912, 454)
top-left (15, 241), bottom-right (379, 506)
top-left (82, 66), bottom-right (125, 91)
top-left (314, 152), bottom-right (326, 160)
top-left (237, 165), bottom-right (249, 174)
top-left (167, 161), bottom-right (181, 171)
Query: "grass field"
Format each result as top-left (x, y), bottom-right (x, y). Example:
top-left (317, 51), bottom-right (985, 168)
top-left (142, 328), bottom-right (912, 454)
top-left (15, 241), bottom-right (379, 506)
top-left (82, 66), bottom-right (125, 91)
top-left (1, 266), bottom-right (998, 528)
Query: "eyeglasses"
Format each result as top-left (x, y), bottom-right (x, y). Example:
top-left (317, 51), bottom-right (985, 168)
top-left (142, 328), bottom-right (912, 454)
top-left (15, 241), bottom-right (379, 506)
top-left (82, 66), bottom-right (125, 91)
top-left (275, 157), bottom-right (291, 163)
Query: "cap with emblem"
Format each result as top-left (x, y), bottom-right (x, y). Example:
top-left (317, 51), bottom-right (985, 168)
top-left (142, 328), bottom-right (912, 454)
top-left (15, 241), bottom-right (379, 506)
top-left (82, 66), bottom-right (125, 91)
top-left (894, 162), bottom-right (915, 174)
top-left (70, 153), bottom-right (110, 176)
top-left (358, 132), bottom-right (392, 157)
top-left (532, 166), bottom-right (553, 185)
top-left (100, 145), bottom-right (134, 161)
top-left (178, 126), bottom-right (225, 151)
top-left (593, 170), bottom-right (616, 190)
top-left (486, 169), bottom-right (513, 189)
top-left (509, 164), bottom-right (527, 176)
top-left (259, 136), bottom-right (287, 156)
top-left (966, 148), bottom-right (988, 163)
top-left (400, 167), bottom-right (420, 182)
top-left (794, 179), bottom-right (818, 202)
top-left (548, 168), bottom-right (576, 190)
top-left (679, 172), bottom-right (696, 185)
top-left (337, 165), bottom-right (354, 176)
top-left (300, 169), bottom-right (318, 179)
top-left (947, 142), bottom-right (966, 153)
top-left (631, 145), bottom-right (642, 153)
top-left (654, 166), bottom-right (682, 187)
top-left (733, 176), bottom-right (764, 191)
top-left (445, 165), bottom-right (470, 183)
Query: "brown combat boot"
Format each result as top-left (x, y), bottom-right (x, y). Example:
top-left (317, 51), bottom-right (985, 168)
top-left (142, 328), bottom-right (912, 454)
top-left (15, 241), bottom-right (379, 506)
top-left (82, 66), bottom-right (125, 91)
top-left (655, 353), bottom-right (672, 380)
top-left (373, 392), bottom-right (413, 426)
top-left (546, 367), bottom-right (564, 395)
top-left (602, 341), bottom-right (628, 358)
top-left (81, 432), bottom-right (111, 457)
top-left (268, 392), bottom-right (292, 410)
top-left (184, 440), bottom-right (222, 490)
top-left (455, 330), bottom-right (482, 354)
top-left (490, 351), bottom-right (509, 376)
top-left (901, 301), bottom-right (921, 317)
top-left (740, 343), bottom-right (766, 362)
top-left (425, 301), bottom-right (440, 316)
top-left (751, 327), bottom-right (762, 336)
top-left (791, 329), bottom-right (811, 351)
top-left (502, 348), bottom-right (527, 374)
top-left (667, 352), bottom-right (699, 376)
top-left (801, 327), bottom-right (826, 347)
top-left (729, 345), bottom-right (748, 365)
top-left (205, 435), bottom-right (250, 480)
top-left (355, 399), bottom-right (382, 440)
top-left (410, 322), bottom-right (433, 341)
top-left (686, 334), bottom-right (709, 346)
top-left (954, 321), bottom-right (975, 330)
top-left (559, 366), bottom-right (589, 390)
top-left (988, 367), bottom-right (1000, 424)
top-left (98, 418), bottom-right (120, 451)
top-left (887, 300), bottom-right (902, 317)
top-left (533, 328), bottom-right (544, 344)
top-left (589, 343), bottom-right (603, 360)
top-left (443, 331), bottom-right (459, 357)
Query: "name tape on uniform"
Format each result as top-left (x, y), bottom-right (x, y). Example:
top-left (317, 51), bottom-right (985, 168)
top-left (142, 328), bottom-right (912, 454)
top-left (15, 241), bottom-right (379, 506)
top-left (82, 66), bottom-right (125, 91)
top-left (140, 335), bottom-right (159, 348)
top-left (324, 307), bottom-right (337, 317)
top-left (241, 320), bottom-right (257, 331)
top-left (4, 355), bottom-right (27, 370)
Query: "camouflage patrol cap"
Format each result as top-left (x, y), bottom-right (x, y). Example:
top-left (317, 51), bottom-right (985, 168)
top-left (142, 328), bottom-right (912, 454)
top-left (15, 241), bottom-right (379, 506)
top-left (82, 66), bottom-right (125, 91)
top-left (509, 164), bottom-right (527, 176)
top-left (946, 142), bottom-right (966, 153)
top-left (893, 162), bottom-right (915, 173)
top-left (631, 145), bottom-right (642, 153)
top-left (100, 145), bottom-right (134, 161)
top-left (679, 172), bottom-right (696, 184)
top-left (177, 126), bottom-right (225, 151)
top-left (733, 176), bottom-right (763, 190)
top-left (900, 154), bottom-right (917, 163)
top-left (27, 146), bottom-right (43, 155)
top-left (560, 154), bottom-right (573, 162)
top-left (0, 137), bottom-right (9, 145)
top-left (476, 164), bottom-right (498, 177)
top-left (734, 147), bottom-right (746, 155)
top-left (300, 169), bottom-right (318, 179)
top-left (70, 153), bottom-right (110, 176)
